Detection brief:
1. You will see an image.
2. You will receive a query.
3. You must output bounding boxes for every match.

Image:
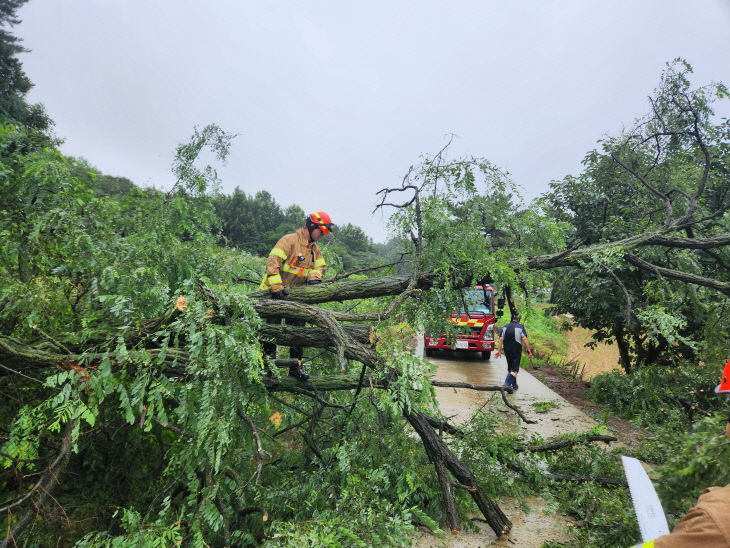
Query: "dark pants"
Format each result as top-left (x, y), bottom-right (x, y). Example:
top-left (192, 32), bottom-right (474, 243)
top-left (262, 316), bottom-right (305, 360)
top-left (503, 351), bottom-right (521, 388)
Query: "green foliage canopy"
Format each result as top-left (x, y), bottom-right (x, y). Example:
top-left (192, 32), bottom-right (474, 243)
top-left (546, 60), bottom-right (730, 370)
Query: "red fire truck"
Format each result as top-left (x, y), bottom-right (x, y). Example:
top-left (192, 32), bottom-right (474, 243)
top-left (423, 285), bottom-right (497, 360)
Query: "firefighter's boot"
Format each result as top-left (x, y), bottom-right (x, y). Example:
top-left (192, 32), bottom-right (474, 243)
top-left (289, 361), bottom-right (309, 381)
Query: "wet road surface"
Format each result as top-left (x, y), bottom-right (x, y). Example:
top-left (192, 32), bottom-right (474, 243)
top-left (428, 349), bottom-right (597, 439)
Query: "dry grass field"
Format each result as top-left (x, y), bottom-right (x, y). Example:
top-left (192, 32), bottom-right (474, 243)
top-left (562, 325), bottom-right (621, 379)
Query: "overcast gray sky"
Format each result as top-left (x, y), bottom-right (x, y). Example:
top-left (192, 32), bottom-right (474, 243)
top-left (17, 1), bottom-right (730, 242)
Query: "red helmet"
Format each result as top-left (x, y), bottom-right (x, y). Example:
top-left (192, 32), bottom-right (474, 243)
top-left (307, 211), bottom-right (333, 235)
top-left (716, 360), bottom-right (730, 394)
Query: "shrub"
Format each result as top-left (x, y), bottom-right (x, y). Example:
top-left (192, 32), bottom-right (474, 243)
top-left (588, 361), bottom-right (724, 427)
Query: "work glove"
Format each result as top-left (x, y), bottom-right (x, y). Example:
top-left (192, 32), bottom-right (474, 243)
top-left (270, 289), bottom-right (289, 300)
top-left (306, 279), bottom-right (322, 285)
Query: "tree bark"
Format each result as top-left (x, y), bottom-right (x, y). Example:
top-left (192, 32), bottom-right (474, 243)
top-left (434, 457), bottom-right (459, 531)
top-left (504, 285), bottom-right (516, 318)
top-left (260, 323), bottom-right (375, 348)
top-left (624, 253), bottom-right (730, 295)
top-left (263, 375), bottom-right (517, 394)
top-left (526, 229), bottom-right (730, 273)
top-left (249, 274), bottom-right (438, 304)
top-left (516, 434), bottom-right (617, 453)
top-left (612, 323), bottom-right (632, 374)
top-left (545, 473), bottom-right (626, 487)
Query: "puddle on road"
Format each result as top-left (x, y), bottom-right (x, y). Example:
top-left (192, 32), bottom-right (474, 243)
top-left (416, 349), bottom-right (597, 547)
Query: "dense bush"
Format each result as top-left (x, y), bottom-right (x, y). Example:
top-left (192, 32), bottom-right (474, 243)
top-left (581, 360), bottom-right (730, 544)
top-left (588, 361), bottom-right (724, 426)
top-left (654, 413), bottom-right (730, 516)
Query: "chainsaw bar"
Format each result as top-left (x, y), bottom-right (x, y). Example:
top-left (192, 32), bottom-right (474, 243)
top-left (621, 456), bottom-right (670, 542)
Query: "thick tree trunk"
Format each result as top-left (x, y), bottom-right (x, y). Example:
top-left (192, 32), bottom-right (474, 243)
top-left (434, 457), bottom-right (459, 531)
top-left (612, 322), bottom-right (632, 374)
top-left (260, 323), bottom-right (375, 348)
top-left (643, 339), bottom-right (668, 368)
top-left (504, 285), bottom-right (517, 318)
top-left (0, 335), bottom-right (190, 375)
top-left (263, 375), bottom-right (514, 394)
top-left (526, 231), bottom-right (730, 295)
top-left (250, 274), bottom-right (438, 305)
top-left (264, 373), bottom-right (383, 391)
top-left (0, 335), bottom-right (68, 370)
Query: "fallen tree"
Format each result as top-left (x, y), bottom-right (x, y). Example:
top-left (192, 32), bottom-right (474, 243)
top-left (0, 276), bottom-right (525, 539)
top-left (1, 269), bottom-right (629, 543)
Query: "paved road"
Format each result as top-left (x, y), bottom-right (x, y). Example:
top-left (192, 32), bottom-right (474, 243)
top-left (426, 349), bottom-right (598, 439)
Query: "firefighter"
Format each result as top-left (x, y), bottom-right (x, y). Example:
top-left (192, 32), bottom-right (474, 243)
top-left (260, 211), bottom-right (333, 381)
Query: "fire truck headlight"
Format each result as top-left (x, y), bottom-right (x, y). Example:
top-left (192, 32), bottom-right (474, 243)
top-left (486, 325), bottom-right (494, 339)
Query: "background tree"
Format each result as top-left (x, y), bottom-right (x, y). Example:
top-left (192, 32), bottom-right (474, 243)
top-left (67, 156), bottom-right (136, 196)
top-left (0, 0), bottom-right (49, 130)
top-left (214, 189), bottom-right (306, 255)
top-left (323, 222), bottom-right (378, 271)
top-left (544, 60), bottom-right (730, 370)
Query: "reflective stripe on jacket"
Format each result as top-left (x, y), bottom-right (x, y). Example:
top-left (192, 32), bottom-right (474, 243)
top-left (259, 228), bottom-right (326, 292)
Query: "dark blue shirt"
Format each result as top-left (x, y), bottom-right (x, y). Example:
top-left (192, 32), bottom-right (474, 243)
top-left (500, 322), bottom-right (527, 354)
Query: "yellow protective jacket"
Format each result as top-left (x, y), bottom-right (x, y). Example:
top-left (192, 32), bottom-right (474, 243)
top-left (260, 228), bottom-right (326, 293)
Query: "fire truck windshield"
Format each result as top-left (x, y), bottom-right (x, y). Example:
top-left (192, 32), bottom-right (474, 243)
top-left (462, 288), bottom-right (492, 315)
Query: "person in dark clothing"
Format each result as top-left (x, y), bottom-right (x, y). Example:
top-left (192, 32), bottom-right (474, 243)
top-left (493, 313), bottom-right (532, 391)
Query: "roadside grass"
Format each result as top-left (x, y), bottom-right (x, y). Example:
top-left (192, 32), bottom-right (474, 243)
top-left (531, 400), bottom-right (560, 413)
top-left (520, 303), bottom-right (569, 369)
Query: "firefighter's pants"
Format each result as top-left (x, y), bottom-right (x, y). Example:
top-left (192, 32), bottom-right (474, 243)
top-left (262, 316), bottom-right (305, 360)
